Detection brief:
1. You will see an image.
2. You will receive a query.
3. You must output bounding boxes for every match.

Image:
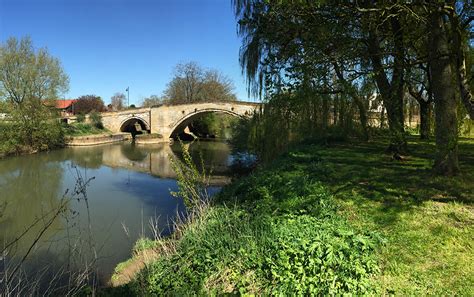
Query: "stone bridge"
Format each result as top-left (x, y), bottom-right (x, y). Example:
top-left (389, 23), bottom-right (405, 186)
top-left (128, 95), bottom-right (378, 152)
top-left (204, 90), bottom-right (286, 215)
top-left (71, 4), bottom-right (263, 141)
top-left (99, 101), bottom-right (261, 139)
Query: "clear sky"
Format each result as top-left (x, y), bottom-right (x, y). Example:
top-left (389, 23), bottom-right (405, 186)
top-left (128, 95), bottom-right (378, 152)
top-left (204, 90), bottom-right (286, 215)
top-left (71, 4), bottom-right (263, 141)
top-left (0, 0), bottom-right (255, 105)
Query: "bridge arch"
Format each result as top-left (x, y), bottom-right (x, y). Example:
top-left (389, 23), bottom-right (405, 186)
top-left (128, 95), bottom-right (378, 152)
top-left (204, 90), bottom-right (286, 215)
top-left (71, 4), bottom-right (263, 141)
top-left (120, 116), bottom-right (150, 136)
top-left (168, 108), bottom-right (246, 139)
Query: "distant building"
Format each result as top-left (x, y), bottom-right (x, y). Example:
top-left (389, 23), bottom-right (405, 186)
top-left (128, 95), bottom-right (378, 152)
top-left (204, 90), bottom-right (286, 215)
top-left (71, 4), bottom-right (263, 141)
top-left (55, 99), bottom-right (78, 116)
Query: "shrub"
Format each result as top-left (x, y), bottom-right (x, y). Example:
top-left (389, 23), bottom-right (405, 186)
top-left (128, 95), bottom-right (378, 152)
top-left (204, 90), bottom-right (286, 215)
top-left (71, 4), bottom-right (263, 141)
top-left (89, 111), bottom-right (104, 129)
top-left (76, 113), bottom-right (86, 123)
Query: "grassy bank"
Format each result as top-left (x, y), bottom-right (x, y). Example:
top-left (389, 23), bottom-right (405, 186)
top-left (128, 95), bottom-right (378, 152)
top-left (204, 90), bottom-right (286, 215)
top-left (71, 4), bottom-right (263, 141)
top-left (63, 122), bottom-right (110, 136)
top-left (109, 136), bottom-right (473, 295)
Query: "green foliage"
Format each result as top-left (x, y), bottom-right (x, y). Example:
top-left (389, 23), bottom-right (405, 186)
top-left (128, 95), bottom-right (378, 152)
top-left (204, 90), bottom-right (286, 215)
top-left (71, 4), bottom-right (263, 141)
top-left (133, 238), bottom-right (159, 254)
top-left (169, 140), bottom-right (210, 211)
top-left (0, 100), bottom-right (7, 112)
top-left (230, 92), bottom-right (363, 163)
top-left (264, 214), bottom-right (379, 295)
top-left (460, 118), bottom-right (474, 137)
top-left (117, 136), bottom-right (474, 295)
top-left (76, 113), bottom-right (86, 123)
top-left (63, 123), bottom-right (107, 136)
top-left (190, 113), bottom-right (237, 139)
top-left (0, 37), bottom-right (69, 103)
top-left (0, 37), bottom-right (68, 155)
top-left (0, 112), bottom-right (65, 155)
top-left (131, 147), bottom-right (382, 295)
top-left (89, 111), bottom-right (104, 129)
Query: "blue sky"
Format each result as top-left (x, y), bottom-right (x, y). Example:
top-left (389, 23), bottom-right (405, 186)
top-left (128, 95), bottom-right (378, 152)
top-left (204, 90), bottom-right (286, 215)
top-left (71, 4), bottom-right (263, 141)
top-left (0, 0), bottom-right (255, 105)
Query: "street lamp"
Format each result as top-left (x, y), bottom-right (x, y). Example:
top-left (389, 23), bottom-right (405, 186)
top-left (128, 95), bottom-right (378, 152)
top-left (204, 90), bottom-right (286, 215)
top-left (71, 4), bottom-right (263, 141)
top-left (126, 87), bottom-right (129, 108)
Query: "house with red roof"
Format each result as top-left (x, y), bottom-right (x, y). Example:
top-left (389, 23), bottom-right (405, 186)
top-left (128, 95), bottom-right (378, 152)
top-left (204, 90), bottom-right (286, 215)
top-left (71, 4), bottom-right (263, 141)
top-left (55, 99), bottom-right (77, 116)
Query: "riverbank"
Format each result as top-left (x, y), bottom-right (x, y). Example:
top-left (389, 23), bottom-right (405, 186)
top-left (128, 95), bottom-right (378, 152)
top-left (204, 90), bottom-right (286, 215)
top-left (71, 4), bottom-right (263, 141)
top-left (108, 136), bottom-right (474, 295)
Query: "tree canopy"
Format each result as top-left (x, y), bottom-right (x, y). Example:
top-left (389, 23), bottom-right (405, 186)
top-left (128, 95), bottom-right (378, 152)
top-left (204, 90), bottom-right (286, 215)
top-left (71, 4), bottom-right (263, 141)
top-left (0, 36), bottom-right (68, 150)
top-left (110, 92), bottom-right (126, 111)
top-left (163, 61), bottom-right (237, 104)
top-left (74, 95), bottom-right (106, 114)
top-left (233, 0), bottom-right (473, 175)
top-left (142, 95), bottom-right (163, 107)
top-left (0, 36), bottom-right (69, 105)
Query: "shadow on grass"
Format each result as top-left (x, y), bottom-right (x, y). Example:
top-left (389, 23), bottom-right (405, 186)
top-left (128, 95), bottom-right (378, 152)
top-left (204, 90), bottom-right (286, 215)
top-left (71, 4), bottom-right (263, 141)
top-left (278, 136), bottom-right (474, 229)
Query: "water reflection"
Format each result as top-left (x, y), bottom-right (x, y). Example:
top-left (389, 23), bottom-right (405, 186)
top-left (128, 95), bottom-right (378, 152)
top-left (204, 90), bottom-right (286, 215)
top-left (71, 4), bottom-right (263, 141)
top-left (0, 153), bottom-right (65, 255)
top-left (0, 140), bottom-right (232, 283)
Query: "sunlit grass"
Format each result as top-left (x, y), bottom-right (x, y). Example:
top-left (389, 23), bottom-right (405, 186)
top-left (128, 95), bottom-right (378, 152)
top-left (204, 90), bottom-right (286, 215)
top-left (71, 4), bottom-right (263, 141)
top-left (297, 136), bottom-right (474, 295)
top-left (108, 135), bottom-right (473, 295)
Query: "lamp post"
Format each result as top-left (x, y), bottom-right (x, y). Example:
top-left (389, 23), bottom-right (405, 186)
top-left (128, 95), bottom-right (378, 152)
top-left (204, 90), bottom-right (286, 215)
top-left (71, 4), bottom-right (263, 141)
top-left (126, 87), bottom-right (129, 108)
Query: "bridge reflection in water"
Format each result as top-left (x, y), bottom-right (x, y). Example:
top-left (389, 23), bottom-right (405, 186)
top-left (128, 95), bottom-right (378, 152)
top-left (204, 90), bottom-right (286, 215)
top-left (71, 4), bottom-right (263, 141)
top-left (0, 140), bottom-right (233, 285)
top-left (71, 141), bottom-right (232, 186)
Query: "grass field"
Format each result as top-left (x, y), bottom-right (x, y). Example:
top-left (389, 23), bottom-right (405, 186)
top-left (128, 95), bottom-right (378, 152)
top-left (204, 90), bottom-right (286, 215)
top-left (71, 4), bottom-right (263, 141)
top-left (292, 137), bottom-right (473, 295)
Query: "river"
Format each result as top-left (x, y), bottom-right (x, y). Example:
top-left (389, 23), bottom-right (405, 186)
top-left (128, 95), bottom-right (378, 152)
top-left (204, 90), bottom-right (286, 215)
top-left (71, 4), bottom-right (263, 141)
top-left (0, 141), bottom-right (232, 286)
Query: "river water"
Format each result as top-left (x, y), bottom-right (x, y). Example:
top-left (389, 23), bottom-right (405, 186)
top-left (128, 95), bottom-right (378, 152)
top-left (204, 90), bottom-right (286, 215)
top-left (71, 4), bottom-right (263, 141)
top-left (0, 141), bottom-right (232, 284)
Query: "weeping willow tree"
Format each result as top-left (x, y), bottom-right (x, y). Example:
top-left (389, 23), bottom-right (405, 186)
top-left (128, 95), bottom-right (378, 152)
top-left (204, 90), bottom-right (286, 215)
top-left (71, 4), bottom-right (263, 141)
top-left (233, 1), bottom-right (472, 175)
top-left (231, 1), bottom-right (377, 161)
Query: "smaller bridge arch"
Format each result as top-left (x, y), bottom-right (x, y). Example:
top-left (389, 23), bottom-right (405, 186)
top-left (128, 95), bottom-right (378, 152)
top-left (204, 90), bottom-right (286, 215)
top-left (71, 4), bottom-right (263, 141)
top-left (119, 116), bottom-right (150, 136)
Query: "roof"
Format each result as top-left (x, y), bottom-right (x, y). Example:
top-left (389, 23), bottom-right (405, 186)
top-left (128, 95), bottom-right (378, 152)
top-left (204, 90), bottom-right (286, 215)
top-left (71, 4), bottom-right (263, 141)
top-left (56, 99), bottom-right (77, 109)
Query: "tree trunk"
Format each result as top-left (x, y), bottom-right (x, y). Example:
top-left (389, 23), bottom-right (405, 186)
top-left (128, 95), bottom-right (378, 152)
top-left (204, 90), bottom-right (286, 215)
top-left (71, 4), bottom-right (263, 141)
top-left (380, 107), bottom-right (385, 129)
top-left (332, 62), bottom-right (369, 140)
top-left (408, 85), bottom-right (432, 139)
top-left (419, 100), bottom-right (432, 140)
top-left (450, 12), bottom-right (474, 119)
top-left (429, 9), bottom-right (459, 175)
top-left (322, 94), bottom-right (329, 131)
top-left (367, 17), bottom-right (406, 152)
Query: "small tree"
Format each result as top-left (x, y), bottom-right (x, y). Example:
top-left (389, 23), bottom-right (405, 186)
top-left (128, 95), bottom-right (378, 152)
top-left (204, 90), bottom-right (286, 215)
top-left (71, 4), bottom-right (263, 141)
top-left (142, 95), bottom-right (163, 107)
top-left (0, 36), bottom-right (69, 150)
top-left (164, 62), bottom-right (237, 105)
top-left (110, 92), bottom-right (126, 111)
top-left (74, 95), bottom-right (106, 114)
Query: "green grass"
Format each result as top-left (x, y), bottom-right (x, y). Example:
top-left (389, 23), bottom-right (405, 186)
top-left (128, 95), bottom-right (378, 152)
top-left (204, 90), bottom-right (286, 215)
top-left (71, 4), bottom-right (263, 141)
top-left (302, 136), bottom-right (474, 295)
top-left (110, 135), bottom-right (473, 295)
top-left (63, 123), bottom-right (109, 136)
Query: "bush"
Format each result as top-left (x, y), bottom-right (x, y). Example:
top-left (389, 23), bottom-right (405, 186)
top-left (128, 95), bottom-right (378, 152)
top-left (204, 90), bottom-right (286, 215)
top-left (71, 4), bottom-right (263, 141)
top-left (0, 116), bottom-right (65, 155)
top-left (89, 111), bottom-right (104, 129)
top-left (76, 113), bottom-right (86, 123)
